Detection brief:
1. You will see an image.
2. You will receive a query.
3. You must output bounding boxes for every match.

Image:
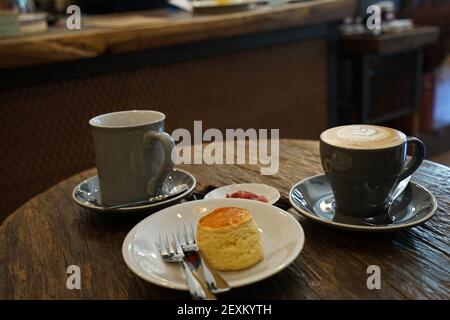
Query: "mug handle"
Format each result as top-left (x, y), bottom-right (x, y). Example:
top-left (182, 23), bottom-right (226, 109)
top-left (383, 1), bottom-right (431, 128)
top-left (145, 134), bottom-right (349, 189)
top-left (143, 131), bottom-right (175, 197)
top-left (398, 137), bottom-right (426, 181)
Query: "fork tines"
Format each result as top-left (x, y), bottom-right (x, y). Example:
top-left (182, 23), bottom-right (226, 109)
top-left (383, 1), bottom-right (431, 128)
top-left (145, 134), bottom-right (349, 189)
top-left (176, 222), bottom-right (198, 251)
top-left (158, 233), bottom-right (179, 257)
top-left (172, 232), bottom-right (184, 255)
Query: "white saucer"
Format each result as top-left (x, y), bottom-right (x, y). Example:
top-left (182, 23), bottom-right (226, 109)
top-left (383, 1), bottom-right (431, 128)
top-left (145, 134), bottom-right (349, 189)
top-left (122, 198), bottom-right (304, 290)
top-left (204, 183), bottom-right (280, 204)
top-left (72, 168), bottom-right (196, 214)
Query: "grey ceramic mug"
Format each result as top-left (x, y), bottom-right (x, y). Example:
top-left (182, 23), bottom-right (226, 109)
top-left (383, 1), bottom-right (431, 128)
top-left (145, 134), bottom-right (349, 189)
top-left (89, 110), bottom-right (175, 206)
top-left (320, 126), bottom-right (426, 218)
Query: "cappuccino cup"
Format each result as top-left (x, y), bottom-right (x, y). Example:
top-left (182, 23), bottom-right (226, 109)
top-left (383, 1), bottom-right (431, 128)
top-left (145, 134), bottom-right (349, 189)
top-left (320, 125), bottom-right (425, 218)
top-left (89, 110), bottom-right (175, 206)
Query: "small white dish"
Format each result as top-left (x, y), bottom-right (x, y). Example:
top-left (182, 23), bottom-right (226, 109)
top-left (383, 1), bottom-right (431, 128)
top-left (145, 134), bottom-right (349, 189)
top-left (204, 183), bottom-right (280, 204)
top-left (122, 198), bottom-right (304, 290)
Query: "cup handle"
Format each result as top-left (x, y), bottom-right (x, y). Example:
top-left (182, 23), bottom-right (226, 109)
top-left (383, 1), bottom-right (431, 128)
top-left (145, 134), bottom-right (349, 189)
top-left (143, 131), bottom-right (175, 197)
top-left (398, 137), bottom-right (426, 181)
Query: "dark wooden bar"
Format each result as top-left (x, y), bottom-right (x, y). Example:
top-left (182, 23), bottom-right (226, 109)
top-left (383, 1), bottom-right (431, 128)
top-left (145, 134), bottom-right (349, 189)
top-left (337, 26), bottom-right (440, 129)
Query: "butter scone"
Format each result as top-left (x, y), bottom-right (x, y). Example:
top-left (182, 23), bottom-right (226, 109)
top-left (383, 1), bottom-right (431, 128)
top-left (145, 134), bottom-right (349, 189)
top-left (196, 207), bottom-right (264, 271)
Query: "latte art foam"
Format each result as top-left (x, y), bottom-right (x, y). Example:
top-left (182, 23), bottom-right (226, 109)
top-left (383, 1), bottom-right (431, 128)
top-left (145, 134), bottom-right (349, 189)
top-left (321, 125), bottom-right (405, 149)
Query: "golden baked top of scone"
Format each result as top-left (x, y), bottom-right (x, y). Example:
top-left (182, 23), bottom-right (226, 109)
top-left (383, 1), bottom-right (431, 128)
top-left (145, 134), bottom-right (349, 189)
top-left (199, 207), bottom-right (251, 228)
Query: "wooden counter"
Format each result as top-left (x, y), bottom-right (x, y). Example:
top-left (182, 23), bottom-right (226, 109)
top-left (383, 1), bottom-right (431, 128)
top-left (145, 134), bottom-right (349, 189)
top-left (0, 0), bottom-right (356, 69)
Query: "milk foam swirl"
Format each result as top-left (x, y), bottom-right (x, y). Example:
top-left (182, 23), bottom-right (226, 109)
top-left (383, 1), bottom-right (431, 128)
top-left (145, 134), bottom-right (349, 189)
top-left (321, 125), bottom-right (405, 149)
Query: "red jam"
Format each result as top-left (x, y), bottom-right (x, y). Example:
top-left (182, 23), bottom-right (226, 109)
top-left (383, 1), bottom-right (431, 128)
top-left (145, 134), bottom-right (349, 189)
top-left (226, 190), bottom-right (268, 203)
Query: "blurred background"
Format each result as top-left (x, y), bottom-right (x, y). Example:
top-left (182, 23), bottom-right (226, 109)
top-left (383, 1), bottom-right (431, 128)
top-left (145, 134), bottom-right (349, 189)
top-left (0, 0), bottom-right (449, 221)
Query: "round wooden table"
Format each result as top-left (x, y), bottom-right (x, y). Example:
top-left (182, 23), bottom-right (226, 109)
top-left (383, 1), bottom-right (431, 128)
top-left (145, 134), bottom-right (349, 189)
top-left (1, 139), bottom-right (449, 299)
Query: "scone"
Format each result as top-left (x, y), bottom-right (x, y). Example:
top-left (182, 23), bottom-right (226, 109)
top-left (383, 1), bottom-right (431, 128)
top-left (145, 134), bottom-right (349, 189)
top-left (196, 207), bottom-right (264, 271)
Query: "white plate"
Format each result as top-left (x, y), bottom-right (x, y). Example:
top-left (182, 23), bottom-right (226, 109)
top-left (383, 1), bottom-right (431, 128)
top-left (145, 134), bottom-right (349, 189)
top-left (204, 183), bottom-right (280, 204)
top-left (122, 199), bottom-right (304, 290)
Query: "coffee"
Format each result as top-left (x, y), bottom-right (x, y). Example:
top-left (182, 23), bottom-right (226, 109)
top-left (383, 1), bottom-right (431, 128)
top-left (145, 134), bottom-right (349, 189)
top-left (320, 125), bottom-right (405, 150)
top-left (320, 125), bottom-right (425, 218)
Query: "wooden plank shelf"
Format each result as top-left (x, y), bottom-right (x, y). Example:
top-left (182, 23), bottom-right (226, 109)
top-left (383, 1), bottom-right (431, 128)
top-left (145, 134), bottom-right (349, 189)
top-left (340, 26), bottom-right (440, 55)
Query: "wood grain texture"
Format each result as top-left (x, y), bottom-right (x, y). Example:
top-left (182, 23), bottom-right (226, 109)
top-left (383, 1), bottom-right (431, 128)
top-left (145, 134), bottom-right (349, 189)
top-left (340, 27), bottom-right (440, 55)
top-left (0, 0), bottom-right (357, 69)
top-left (0, 139), bottom-right (449, 299)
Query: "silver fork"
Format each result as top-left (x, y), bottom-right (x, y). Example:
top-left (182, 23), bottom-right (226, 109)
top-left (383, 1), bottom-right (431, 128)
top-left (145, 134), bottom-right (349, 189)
top-left (157, 233), bottom-right (216, 300)
top-left (177, 223), bottom-right (230, 293)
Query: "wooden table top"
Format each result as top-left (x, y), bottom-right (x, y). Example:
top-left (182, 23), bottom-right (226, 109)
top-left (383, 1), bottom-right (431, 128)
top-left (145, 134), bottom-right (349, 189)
top-left (0, 0), bottom-right (356, 69)
top-left (0, 139), bottom-right (449, 299)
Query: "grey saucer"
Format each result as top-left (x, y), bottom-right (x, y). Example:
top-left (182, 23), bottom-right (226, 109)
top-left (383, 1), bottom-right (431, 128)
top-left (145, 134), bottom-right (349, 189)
top-left (72, 168), bottom-right (196, 214)
top-left (289, 174), bottom-right (437, 232)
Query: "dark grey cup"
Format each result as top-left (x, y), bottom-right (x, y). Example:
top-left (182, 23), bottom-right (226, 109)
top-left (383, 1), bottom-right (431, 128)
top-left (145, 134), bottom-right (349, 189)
top-left (320, 134), bottom-right (425, 217)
